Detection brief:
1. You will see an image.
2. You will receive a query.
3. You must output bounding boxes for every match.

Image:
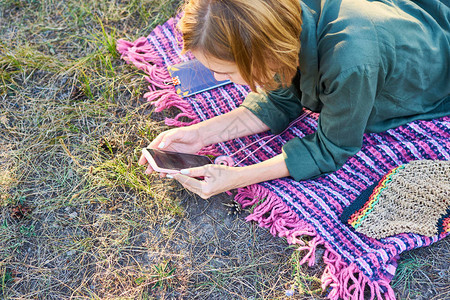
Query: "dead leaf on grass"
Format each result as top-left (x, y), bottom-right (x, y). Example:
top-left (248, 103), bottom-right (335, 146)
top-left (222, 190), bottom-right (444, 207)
top-left (10, 204), bottom-right (32, 220)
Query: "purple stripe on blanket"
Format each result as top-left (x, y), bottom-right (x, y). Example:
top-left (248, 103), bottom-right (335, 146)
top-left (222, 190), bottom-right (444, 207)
top-left (117, 15), bottom-right (449, 300)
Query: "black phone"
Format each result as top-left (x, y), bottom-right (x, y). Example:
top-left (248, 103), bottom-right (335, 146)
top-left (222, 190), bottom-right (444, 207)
top-left (142, 148), bottom-right (213, 173)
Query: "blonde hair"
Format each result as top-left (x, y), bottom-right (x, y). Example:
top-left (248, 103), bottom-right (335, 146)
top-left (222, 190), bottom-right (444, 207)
top-left (178, 0), bottom-right (302, 91)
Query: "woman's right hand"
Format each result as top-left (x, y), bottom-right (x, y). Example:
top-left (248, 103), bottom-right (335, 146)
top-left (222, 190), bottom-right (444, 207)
top-left (138, 125), bottom-right (205, 175)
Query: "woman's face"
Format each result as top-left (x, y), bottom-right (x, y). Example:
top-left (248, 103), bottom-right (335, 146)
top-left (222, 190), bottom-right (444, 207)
top-left (192, 49), bottom-right (247, 85)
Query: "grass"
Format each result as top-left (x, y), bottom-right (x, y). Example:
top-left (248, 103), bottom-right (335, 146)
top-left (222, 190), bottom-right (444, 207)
top-left (391, 240), bottom-right (450, 300)
top-left (0, 0), bottom-right (311, 298)
top-left (0, 0), bottom-right (448, 299)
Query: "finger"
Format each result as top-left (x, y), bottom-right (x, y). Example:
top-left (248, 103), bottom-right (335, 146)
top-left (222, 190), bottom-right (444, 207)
top-left (138, 153), bottom-right (148, 165)
top-left (148, 131), bottom-right (169, 149)
top-left (148, 141), bottom-right (163, 150)
top-left (148, 137), bottom-right (162, 149)
top-left (179, 166), bottom-right (210, 178)
top-left (144, 164), bottom-right (154, 175)
top-left (175, 176), bottom-right (210, 199)
top-left (154, 132), bottom-right (175, 150)
top-left (172, 173), bottom-right (203, 190)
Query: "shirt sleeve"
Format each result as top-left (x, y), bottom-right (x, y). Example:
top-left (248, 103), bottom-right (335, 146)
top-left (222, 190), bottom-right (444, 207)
top-left (240, 84), bottom-right (303, 134)
top-left (283, 65), bottom-right (379, 181)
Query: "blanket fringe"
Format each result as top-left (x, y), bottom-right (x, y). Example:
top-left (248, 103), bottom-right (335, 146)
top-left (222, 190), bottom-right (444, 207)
top-left (322, 247), bottom-right (396, 300)
top-left (235, 184), bottom-right (396, 300)
top-left (235, 184), bottom-right (317, 244)
top-left (117, 38), bottom-right (200, 127)
top-left (117, 37), bottom-right (163, 67)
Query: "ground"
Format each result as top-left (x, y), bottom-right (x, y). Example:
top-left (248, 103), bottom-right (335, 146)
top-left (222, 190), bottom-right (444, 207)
top-left (0, 0), bottom-right (448, 299)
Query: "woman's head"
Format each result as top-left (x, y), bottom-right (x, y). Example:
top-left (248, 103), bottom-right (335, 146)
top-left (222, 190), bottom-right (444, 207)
top-left (178, 0), bottom-right (302, 91)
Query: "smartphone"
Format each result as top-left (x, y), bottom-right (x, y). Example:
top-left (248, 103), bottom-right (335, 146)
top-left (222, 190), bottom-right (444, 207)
top-left (142, 148), bottom-right (213, 173)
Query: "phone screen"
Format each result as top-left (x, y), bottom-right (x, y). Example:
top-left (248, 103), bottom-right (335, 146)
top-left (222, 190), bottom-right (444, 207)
top-left (147, 149), bottom-right (212, 170)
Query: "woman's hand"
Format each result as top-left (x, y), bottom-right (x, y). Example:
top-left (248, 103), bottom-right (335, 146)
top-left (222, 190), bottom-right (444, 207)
top-left (138, 126), bottom-right (205, 175)
top-left (169, 154), bottom-right (291, 199)
top-left (149, 126), bottom-right (205, 153)
top-left (169, 164), bottom-right (246, 199)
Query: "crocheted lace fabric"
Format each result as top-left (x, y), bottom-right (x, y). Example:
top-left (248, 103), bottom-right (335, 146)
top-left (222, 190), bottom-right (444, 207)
top-left (341, 160), bottom-right (450, 239)
top-left (116, 16), bottom-right (450, 300)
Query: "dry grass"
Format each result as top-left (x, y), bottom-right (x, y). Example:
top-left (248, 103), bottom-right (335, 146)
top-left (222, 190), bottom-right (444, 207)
top-left (0, 0), bottom-right (448, 299)
top-left (0, 0), bottom-right (324, 299)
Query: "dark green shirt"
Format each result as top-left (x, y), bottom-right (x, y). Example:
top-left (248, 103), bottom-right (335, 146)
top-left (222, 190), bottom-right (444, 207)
top-left (241, 0), bottom-right (450, 181)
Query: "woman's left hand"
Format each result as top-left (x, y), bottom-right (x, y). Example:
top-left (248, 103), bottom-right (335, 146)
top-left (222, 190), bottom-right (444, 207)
top-left (166, 154), bottom-right (290, 199)
top-left (169, 164), bottom-right (245, 199)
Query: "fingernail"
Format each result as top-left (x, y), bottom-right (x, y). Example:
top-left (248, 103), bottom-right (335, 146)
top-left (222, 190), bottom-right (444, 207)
top-left (166, 174), bottom-right (173, 179)
top-left (158, 142), bottom-right (165, 149)
top-left (180, 169), bottom-right (189, 175)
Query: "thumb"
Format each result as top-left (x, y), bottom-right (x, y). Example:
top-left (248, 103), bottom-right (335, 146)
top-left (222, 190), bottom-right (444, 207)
top-left (150, 133), bottom-right (172, 150)
top-left (156, 129), bottom-right (183, 149)
top-left (179, 166), bottom-right (209, 178)
top-left (156, 136), bottom-right (170, 149)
